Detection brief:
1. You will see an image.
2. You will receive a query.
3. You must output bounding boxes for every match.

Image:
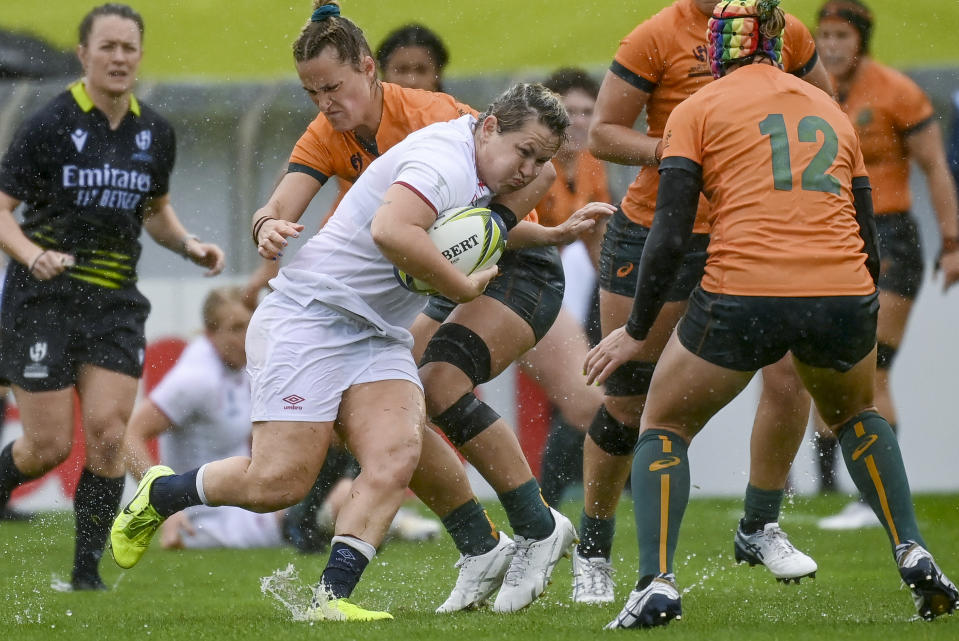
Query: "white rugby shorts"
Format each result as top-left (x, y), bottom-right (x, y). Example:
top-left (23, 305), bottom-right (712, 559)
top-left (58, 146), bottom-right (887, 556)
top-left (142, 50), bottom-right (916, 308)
top-left (246, 291), bottom-right (422, 422)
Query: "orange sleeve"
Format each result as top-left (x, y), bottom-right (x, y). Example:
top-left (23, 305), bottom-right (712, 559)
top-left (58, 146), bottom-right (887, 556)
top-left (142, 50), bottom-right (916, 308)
top-left (660, 99), bottom-right (704, 167)
top-left (289, 117), bottom-right (336, 180)
top-left (853, 143), bottom-right (868, 179)
top-left (890, 73), bottom-right (934, 132)
top-left (612, 18), bottom-right (665, 89)
top-left (782, 14), bottom-right (818, 75)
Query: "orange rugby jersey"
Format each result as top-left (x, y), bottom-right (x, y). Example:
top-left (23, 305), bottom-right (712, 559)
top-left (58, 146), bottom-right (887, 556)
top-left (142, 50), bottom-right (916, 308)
top-left (289, 82), bottom-right (474, 184)
top-left (289, 82), bottom-right (540, 224)
top-left (612, 0), bottom-right (819, 232)
top-left (839, 59), bottom-right (934, 215)
top-left (660, 64), bottom-right (874, 297)
top-left (535, 151), bottom-right (610, 228)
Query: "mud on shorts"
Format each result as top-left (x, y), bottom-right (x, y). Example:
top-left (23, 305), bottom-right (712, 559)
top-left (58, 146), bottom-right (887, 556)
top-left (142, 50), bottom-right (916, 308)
top-left (423, 245), bottom-right (565, 343)
top-left (677, 286), bottom-right (879, 372)
top-left (598, 207), bottom-right (709, 301)
top-left (0, 263), bottom-right (150, 391)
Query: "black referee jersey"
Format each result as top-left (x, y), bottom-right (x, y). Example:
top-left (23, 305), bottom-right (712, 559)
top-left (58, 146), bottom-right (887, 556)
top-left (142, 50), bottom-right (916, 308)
top-left (0, 80), bottom-right (175, 289)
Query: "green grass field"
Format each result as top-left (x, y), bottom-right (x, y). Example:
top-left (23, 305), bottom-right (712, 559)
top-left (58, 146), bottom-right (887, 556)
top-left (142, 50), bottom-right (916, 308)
top-left (2, 494), bottom-right (957, 640)
top-left (2, 1), bottom-right (959, 80)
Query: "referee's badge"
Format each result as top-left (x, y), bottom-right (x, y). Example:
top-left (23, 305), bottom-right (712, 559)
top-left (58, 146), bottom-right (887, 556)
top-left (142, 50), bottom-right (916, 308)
top-left (135, 130), bottom-right (152, 151)
top-left (24, 341), bottom-right (49, 379)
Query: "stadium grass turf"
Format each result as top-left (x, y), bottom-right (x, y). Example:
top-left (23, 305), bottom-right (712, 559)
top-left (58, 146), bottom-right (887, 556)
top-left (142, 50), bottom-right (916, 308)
top-left (3, 1), bottom-right (959, 80)
top-left (1, 493), bottom-right (957, 640)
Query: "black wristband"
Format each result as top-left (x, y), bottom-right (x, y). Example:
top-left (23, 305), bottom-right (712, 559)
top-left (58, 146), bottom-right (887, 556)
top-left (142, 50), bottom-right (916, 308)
top-left (488, 203), bottom-right (518, 231)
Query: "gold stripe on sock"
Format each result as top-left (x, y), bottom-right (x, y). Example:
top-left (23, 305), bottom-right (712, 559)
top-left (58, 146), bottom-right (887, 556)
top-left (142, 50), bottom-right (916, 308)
top-left (659, 435), bottom-right (672, 454)
top-left (660, 473), bottom-right (669, 574)
top-left (865, 454), bottom-right (900, 545)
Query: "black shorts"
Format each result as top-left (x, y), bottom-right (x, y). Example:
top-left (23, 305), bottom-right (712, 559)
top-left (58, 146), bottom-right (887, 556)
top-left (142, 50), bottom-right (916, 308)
top-left (876, 212), bottom-right (924, 299)
top-left (423, 245), bottom-right (564, 343)
top-left (598, 208), bottom-right (709, 301)
top-left (0, 263), bottom-right (150, 391)
top-left (677, 286), bottom-right (879, 372)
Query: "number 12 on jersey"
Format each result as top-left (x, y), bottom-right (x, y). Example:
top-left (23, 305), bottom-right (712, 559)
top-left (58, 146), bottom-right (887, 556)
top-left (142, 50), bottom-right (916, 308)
top-left (759, 113), bottom-right (841, 195)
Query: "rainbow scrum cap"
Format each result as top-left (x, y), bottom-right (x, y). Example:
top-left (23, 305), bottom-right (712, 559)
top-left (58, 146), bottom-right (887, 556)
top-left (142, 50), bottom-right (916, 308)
top-left (708, 0), bottom-right (784, 78)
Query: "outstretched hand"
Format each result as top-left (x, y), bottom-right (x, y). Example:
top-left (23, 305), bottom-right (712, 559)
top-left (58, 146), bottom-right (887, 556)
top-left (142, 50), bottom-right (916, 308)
top-left (185, 239), bottom-right (226, 276)
top-left (256, 218), bottom-right (305, 260)
top-left (553, 201), bottom-right (616, 245)
top-left (584, 326), bottom-right (646, 386)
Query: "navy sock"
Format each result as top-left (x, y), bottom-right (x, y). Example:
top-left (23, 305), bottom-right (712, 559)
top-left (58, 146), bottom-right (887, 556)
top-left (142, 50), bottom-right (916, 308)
top-left (149, 468), bottom-right (202, 517)
top-left (73, 468), bottom-right (125, 579)
top-left (320, 541), bottom-right (371, 599)
top-left (0, 442), bottom-right (34, 510)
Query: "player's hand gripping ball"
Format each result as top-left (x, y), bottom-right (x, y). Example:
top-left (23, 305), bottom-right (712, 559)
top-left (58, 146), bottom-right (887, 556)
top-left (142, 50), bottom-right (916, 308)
top-left (395, 206), bottom-right (507, 294)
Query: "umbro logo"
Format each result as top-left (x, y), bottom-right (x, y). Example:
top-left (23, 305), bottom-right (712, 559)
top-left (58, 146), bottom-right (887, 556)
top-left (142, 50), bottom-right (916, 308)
top-left (337, 548), bottom-right (357, 561)
top-left (71, 128), bottom-right (88, 152)
top-left (282, 394), bottom-right (305, 410)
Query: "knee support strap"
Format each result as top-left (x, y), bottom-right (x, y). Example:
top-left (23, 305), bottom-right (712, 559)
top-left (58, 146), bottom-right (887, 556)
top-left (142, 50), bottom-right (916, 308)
top-left (587, 406), bottom-right (639, 456)
top-left (604, 361), bottom-right (656, 397)
top-left (420, 323), bottom-right (492, 386)
top-left (432, 393), bottom-right (501, 447)
top-left (876, 342), bottom-right (897, 370)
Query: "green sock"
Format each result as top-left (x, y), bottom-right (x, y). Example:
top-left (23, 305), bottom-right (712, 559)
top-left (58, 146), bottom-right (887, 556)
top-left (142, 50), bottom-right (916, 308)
top-left (578, 511), bottom-right (615, 559)
top-left (441, 498), bottom-right (499, 556)
top-left (633, 429), bottom-right (689, 578)
top-left (498, 479), bottom-right (554, 540)
top-left (837, 412), bottom-right (924, 549)
top-left (742, 484), bottom-right (784, 533)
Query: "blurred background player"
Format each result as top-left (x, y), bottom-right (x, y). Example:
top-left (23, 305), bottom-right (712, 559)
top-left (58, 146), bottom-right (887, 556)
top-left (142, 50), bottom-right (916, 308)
top-left (522, 67), bottom-right (609, 508)
top-left (588, 0), bottom-right (958, 627)
top-left (812, 0), bottom-right (959, 528)
top-left (377, 23), bottom-right (449, 92)
top-left (575, 0), bottom-right (830, 602)
top-left (0, 3), bottom-right (224, 591)
top-left (124, 287), bottom-right (285, 549)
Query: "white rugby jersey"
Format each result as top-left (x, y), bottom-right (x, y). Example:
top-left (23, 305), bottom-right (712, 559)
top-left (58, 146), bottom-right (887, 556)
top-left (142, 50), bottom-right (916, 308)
top-left (270, 115), bottom-right (492, 340)
top-left (151, 336), bottom-right (252, 472)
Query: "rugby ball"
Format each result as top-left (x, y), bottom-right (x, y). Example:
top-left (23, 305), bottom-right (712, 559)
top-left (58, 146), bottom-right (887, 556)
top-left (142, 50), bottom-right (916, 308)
top-left (394, 206), bottom-right (507, 295)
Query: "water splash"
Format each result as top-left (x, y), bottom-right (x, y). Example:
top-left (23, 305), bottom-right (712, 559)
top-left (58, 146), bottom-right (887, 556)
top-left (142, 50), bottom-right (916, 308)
top-left (49, 576), bottom-right (72, 593)
top-left (259, 563), bottom-right (317, 621)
